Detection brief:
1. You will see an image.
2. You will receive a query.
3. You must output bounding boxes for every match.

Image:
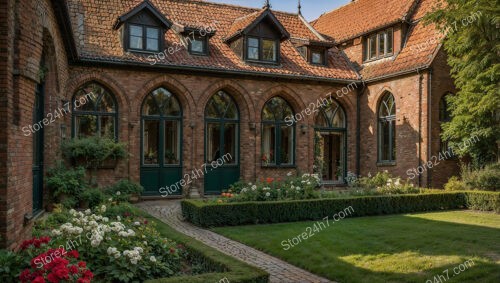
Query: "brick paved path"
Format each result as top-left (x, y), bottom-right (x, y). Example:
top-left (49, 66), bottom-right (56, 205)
top-left (137, 200), bottom-right (333, 283)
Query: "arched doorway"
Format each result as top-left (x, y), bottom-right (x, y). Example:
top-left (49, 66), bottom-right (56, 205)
top-left (140, 87), bottom-right (183, 196)
top-left (204, 90), bottom-right (240, 194)
top-left (314, 100), bottom-right (347, 184)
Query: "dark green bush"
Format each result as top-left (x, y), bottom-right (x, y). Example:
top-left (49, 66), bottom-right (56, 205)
top-left (105, 179), bottom-right (144, 201)
top-left (61, 137), bottom-right (127, 168)
top-left (0, 249), bottom-right (23, 281)
top-left (46, 161), bottom-right (87, 202)
top-left (462, 163), bottom-right (500, 191)
top-left (182, 192), bottom-right (487, 227)
top-left (80, 188), bottom-right (106, 208)
top-left (464, 191), bottom-right (500, 212)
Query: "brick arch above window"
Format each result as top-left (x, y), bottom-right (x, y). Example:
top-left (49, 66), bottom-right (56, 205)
top-left (134, 75), bottom-right (196, 120)
top-left (256, 85), bottom-right (307, 123)
top-left (66, 73), bottom-right (130, 115)
top-left (198, 80), bottom-right (255, 123)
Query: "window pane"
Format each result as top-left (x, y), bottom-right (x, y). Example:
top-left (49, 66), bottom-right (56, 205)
top-left (143, 120), bottom-right (159, 165)
top-left (247, 37), bottom-right (259, 60)
top-left (97, 92), bottom-right (116, 112)
top-left (262, 39), bottom-right (276, 61)
top-left (205, 91), bottom-right (238, 119)
top-left (391, 120), bottom-right (396, 160)
top-left (191, 39), bottom-right (204, 53)
top-left (224, 123), bottom-right (238, 164)
top-left (379, 120), bottom-right (391, 161)
top-left (280, 125), bottom-right (293, 164)
top-left (387, 29), bottom-right (393, 53)
top-left (146, 27), bottom-right (159, 39)
top-left (262, 124), bottom-right (275, 164)
top-left (369, 35), bottom-right (377, 59)
top-left (312, 52), bottom-right (322, 64)
top-left (130, 36), bottom-right (143, 49)
top-left (75, 115), bottom-right (97, 138)
top-left (146, 38), bottom-right (159, 51)
top-left (378, 32), bottom-right (386, 56)
top-left (164, 121), bottom-right (180, 165)
top-left (152, 88), bottom-right (181, 117)
top-left (100, 116), bottom-right (115, 139)
top-left (130, 25), bottom-right (143, 37)
top-left (142, 95), bottom-right (160, 116)
top-left (73, 90), bottom-right (96, 111)
top-left (206, 123), bottom-right (221, 163)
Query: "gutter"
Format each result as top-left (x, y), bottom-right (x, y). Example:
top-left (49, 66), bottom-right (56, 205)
top-left (417, 68), bottom-right (423, 187)
top-left (76, 58), bottom-right (360, 85)
top-left (427, 67), bottom-right (433, 188)
top-left (363, 66), bottom-right (429, 83)
top-left (356, 80), bottom-right (366, 176)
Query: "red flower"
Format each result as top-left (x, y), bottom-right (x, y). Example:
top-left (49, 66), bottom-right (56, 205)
top-left (32, 276), bottom-right (46, 283)
top-left (46, 273), bottom-right (59, 283)
top-left (83, 270), bottom-right (93, 279)
top-left (77, 279), bottom-right (90, 283)
top-left (266, 177), bottom-right (274, 184)
top-left (69, 265), bottom-right (79, 274)
top-left (78, 261), bottom-right (86, 268)
top-left (68, 250), bottom-right (79, 258)
top-left (169, 247), bottom-right (176, 254)
top-left (143, 220), bottom-right (149, 225)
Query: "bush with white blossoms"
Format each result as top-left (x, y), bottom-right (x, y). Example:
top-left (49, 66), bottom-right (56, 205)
top-left (41, 204), bottom-right (187, 282)
top-left (225, 173), bottom-right (320, 202)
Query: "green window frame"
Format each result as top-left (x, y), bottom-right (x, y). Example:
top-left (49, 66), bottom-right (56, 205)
top-left (141, 87), bottom-right (182, 166)
top-left (261, 96), bottom-right (295, 167)
top-left (377, 92), bottom-right (396, 162)
top-left (72, 82), bottom-right (118, 140)
top-left (439, 93), bottom-right (453, 153)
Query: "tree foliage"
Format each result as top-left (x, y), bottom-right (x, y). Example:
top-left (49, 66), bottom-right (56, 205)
top-left (425, 0), bottom-right (499, 166)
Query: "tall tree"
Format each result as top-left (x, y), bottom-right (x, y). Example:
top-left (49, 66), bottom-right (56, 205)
top-left (425, 0), bottom-right (499, 166)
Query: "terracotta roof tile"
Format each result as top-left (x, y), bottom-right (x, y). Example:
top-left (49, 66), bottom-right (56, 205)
top-left (312, 0), bottom-right (416, 43)
top-left (313, 0), bottom-right (443, 80)
top-left (65, 0), bottom-right (359, 81)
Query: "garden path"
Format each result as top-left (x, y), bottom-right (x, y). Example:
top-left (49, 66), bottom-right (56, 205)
top-left (137, 200), bottom-right (333, 283)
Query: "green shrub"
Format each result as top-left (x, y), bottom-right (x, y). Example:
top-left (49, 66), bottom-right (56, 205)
top-left (105, 179), bottom-right (144, 202)
top-left (464, 191), bottom-right (500, 212)
top-left (61, 137), bottom-right (127, 168)
top-left (80, 188), bottom-right (106, 208)
top-left (0, 249), bottom-right (23, 281)
top-left (357, 171), bottom-right (391, 189)
top-left (462, 163), bottom-right (500, 191)
top-left (182, 192), bottom-right (478, 227)
top-left (444, 176), bottom-right (466, 191)
top-left (46, 161), bottom-right (87, 201)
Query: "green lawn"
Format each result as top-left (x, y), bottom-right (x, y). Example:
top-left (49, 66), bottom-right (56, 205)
top-left (212, 210), bottom-right (500, 283)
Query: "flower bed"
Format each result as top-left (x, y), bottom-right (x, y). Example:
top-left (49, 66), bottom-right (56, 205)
top-left (182, 191), bottom-right (500, 228)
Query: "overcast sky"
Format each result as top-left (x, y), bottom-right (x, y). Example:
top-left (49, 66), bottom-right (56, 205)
top-left (207, 0), bottom-right (352, 21)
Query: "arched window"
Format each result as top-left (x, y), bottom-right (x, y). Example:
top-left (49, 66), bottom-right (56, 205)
top-left (439, 93), bottom-right (452, 152)
top-left (314, 100), bottom-right (347, 183)
top-left (141, 87), bottom-right (182, 165)
top-left (72, 82), bottom-right (117, 139)
top-left (378, 92), bottom-right (396, 162)
top-left (262, 97), bottom-right (295, 166)
top-left (205, 91), bottom-right (239, 165)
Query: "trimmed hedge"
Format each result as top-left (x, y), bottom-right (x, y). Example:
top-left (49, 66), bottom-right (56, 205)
top-left (182, 191), bottom-right (500, 228)
top-left (138, 209), bottom-right (269, 283)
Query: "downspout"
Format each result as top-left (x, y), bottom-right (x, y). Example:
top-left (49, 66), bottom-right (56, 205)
top-left (417, 69), bottom-right (423, 187)
top-left (427, 68), bottom-right (433, 188)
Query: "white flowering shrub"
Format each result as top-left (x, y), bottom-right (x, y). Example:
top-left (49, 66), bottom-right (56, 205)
top-left (44, 205), bottom-right (187, 282)
top-left (224, 173), bottom-right (320, 202)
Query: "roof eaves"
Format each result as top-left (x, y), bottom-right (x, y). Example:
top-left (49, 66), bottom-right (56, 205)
top-left (113, 0), bottom-right (172, 30)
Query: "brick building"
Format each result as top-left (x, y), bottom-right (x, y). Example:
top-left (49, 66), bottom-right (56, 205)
top-left (0, 0), bottom-right (459, 248)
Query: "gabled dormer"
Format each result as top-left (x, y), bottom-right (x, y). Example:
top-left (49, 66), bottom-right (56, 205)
top-left (293, 39), bottom-right (335, 66)
top-left (113, 1), bottom-right (172, 53)
top-left (224, 7), bottom-right (290, 64)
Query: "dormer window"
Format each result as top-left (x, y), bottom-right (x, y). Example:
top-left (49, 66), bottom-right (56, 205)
top-left (188, 35), bottom-right (208, 55)
top-left (364, 28), bottom-right (393, 61)
top-left (225, 8), bottom-right (289, 64)
top-left (114, 1), bottom-right (172, 54)
top-left (246, 37), bottom-right (277, 62)
top-left (311, 49), bottom-right (325, 65)
top-left (129, 24), bottom-right (160, 52)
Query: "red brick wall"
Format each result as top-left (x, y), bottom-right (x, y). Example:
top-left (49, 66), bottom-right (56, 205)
top-left (429, 49), bottom-right (460, 187)
top-left (0, 0), bottom-right (69, 249)
top-left (66, 67), bottom-right (358, 196)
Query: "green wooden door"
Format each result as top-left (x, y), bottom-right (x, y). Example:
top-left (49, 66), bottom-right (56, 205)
top-left (204, 91), bottom-right (240, 194)
top-left (32, 83), bottom-right (44, 212)
top-left (140, 88), bottom-right (182, 196)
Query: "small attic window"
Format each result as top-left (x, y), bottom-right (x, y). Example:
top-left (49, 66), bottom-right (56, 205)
top-left (188, 35), bottom-right (209, 55)
top-left (129, 24), bottom-right (160, 52)
top-left (311, 50), bottom-right (325, 65)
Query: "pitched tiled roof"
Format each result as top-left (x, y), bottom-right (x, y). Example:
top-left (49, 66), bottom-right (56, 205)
top-left (313, 0), bottom-right (444, 80)
top-left (312, 0), bottom-right (416, 43)
top-left (360, 0), bottom-right (444, 80)
top-left (64, 0), bottom-right (359, 81)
